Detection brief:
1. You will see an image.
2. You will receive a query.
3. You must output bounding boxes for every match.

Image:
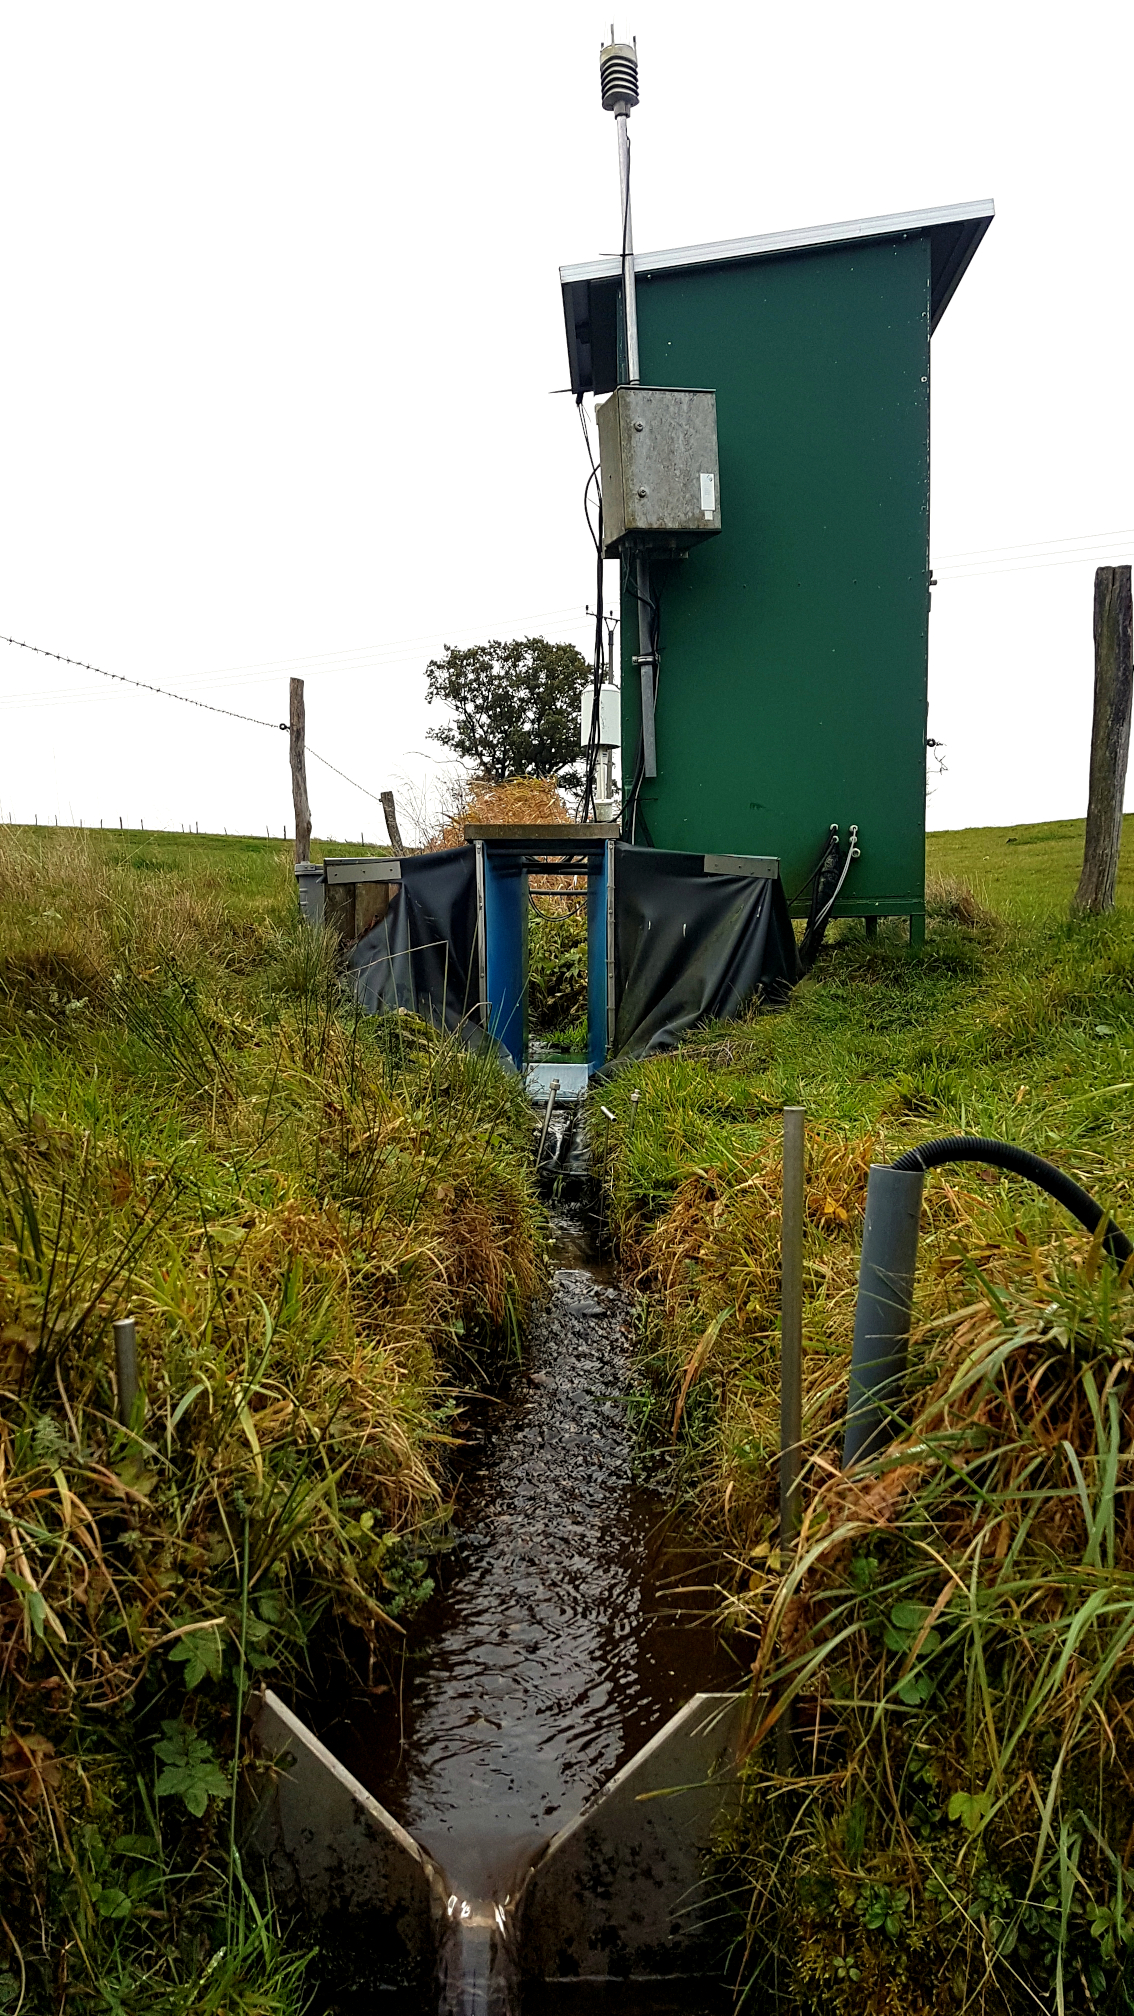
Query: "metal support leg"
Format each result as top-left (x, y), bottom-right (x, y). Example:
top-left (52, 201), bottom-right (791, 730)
top-left (909, 912), bottom-right (926, 947)
top-left (865, 915), bottom-right (878, 939)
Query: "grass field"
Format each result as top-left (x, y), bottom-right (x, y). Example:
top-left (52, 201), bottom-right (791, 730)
top-left (929, 812), bottom-right (1134, 917)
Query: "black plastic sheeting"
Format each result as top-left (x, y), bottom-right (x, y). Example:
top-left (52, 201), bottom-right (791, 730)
top-left (611, 844), bottom-right (800, 1060)
top-left (342, 840), bottom-right (800, 1064)
top-left (347, 845), bottom-right (482, 1036)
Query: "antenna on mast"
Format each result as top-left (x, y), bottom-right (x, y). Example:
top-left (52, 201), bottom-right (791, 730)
top-left (598, 31), bottom-right (640, 384)
top-left (598, 30), bottom-right (656, 798)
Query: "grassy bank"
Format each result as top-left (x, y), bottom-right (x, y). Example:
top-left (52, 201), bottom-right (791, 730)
top-left (8, 812), bottom-right (1134, 2012)
top-left (594, 814), bottom-right (1134, 2010)
top-left (0, 826), bottom-right (541, 2011)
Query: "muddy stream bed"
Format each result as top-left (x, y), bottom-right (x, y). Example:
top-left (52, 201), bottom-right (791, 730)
top-left (307, 1184), bottom-right (741, 2013)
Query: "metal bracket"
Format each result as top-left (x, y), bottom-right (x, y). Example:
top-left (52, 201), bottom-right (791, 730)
top-left (324, 857), bottom-right (402, 887)
top-left (704, 853), bottom-right (780, 880)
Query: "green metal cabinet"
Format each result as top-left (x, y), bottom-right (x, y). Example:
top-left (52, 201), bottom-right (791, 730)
top-left (561, 204), bottom-right (993, 920)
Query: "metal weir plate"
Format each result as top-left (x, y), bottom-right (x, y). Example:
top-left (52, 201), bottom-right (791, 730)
top-left (525, 1061), bottom-right (590, 1101)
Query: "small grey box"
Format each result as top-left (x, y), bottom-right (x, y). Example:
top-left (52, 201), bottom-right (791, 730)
top-left (596, 386), bottom-right (722, 557)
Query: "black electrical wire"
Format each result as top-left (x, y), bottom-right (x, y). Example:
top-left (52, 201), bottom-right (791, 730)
top-left (577, 401), bottom-right (609, 823)
top-left (619, 554), bottom-right (661, 844)
top-left (808, 831), bottom-right (859, 936)
top-left (619, 637), bottom-right (647, 833)
top-left (621, 736), bottom-right (645, 833)
top-left (797, 830), bottom-right (843, 969)
top-left (788, 827), bottom-right (841, 907)
top-left (891, 1136), bottom-right (1133, 1268)
top-left (793, 824), bottom-right (863, 970)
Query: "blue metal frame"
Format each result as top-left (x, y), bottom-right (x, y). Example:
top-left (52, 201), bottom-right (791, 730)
top-left (586, 846), bottom-right (609, 1074)
top-left (482, 848), bottom-right (528, 1068)
top-left (477, 834), bottom-right (611, 1075)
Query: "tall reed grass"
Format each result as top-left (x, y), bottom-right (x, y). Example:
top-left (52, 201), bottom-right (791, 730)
top-left (590, 847), bottom-right (1134, 2008)
top-left (593, 884), bottom-right (1134, 1546)
top-left (729, 1252), bottom-right (1134, 2011)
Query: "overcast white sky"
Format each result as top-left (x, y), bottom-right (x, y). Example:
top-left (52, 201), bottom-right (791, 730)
top-left (1, 1), bottom-right (1131, 842)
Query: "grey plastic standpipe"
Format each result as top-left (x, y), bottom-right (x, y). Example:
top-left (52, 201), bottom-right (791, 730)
top-left (113, 1316), bottom-right (139, 1427)
top-left (842, 1165), bottom-right (925, 1468)
top-left (295, 861), bottom-right (325, 926)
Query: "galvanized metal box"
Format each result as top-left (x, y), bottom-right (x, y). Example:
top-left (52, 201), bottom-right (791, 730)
top-left (596, 386), bottom-right (721, 557)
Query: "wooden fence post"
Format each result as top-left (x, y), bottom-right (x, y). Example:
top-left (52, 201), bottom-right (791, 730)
top-left (1074, 565), bottom-right (1133, 915)
top-left (381, 790), bottom-right (404, 854)
top-left (290, 678), bottom-right (312, 866)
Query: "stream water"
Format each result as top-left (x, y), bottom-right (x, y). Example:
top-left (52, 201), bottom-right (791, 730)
top-left (317, 1175), bottom-right (739, 2013)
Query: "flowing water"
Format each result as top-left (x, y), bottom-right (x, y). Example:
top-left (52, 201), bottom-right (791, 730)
top-left (318, 1176), bottom-right (739, 2013)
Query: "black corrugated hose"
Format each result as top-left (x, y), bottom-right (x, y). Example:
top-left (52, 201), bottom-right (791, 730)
top-left (891, 1136), bottom-right (1133, 1268)
top-left (798, 829), bottom-right (847, 972)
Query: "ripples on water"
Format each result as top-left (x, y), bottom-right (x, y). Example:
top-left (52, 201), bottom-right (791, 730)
top-left (316, 1206), bottom-right (738, 2012)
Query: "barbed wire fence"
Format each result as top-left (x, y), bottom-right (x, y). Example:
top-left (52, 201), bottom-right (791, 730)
top-left (0, 631), bottom-right (395, 845)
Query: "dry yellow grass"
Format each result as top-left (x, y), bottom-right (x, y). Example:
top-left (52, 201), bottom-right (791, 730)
top-left (622, 1122), bottom-right (1077, 1544)
top-left (429, 773), bottom-right (572, 848)
top-left (429, 774), bottom-right (584, 912)
top-left (725, 1247), bottom-right (1134, 2011)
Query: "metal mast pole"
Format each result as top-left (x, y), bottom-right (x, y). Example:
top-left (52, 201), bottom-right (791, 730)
top-left (601, 36), bottom-right (656, 811)
top-left (615, 105), bottom-right (640, 382)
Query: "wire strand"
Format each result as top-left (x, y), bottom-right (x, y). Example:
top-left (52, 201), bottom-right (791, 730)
top-left (0, 632), bottom-right (288, 732)
top-left (304, 746), bottom-right (388, 806)
top-left (0, 630), bottom-right (388, 810)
